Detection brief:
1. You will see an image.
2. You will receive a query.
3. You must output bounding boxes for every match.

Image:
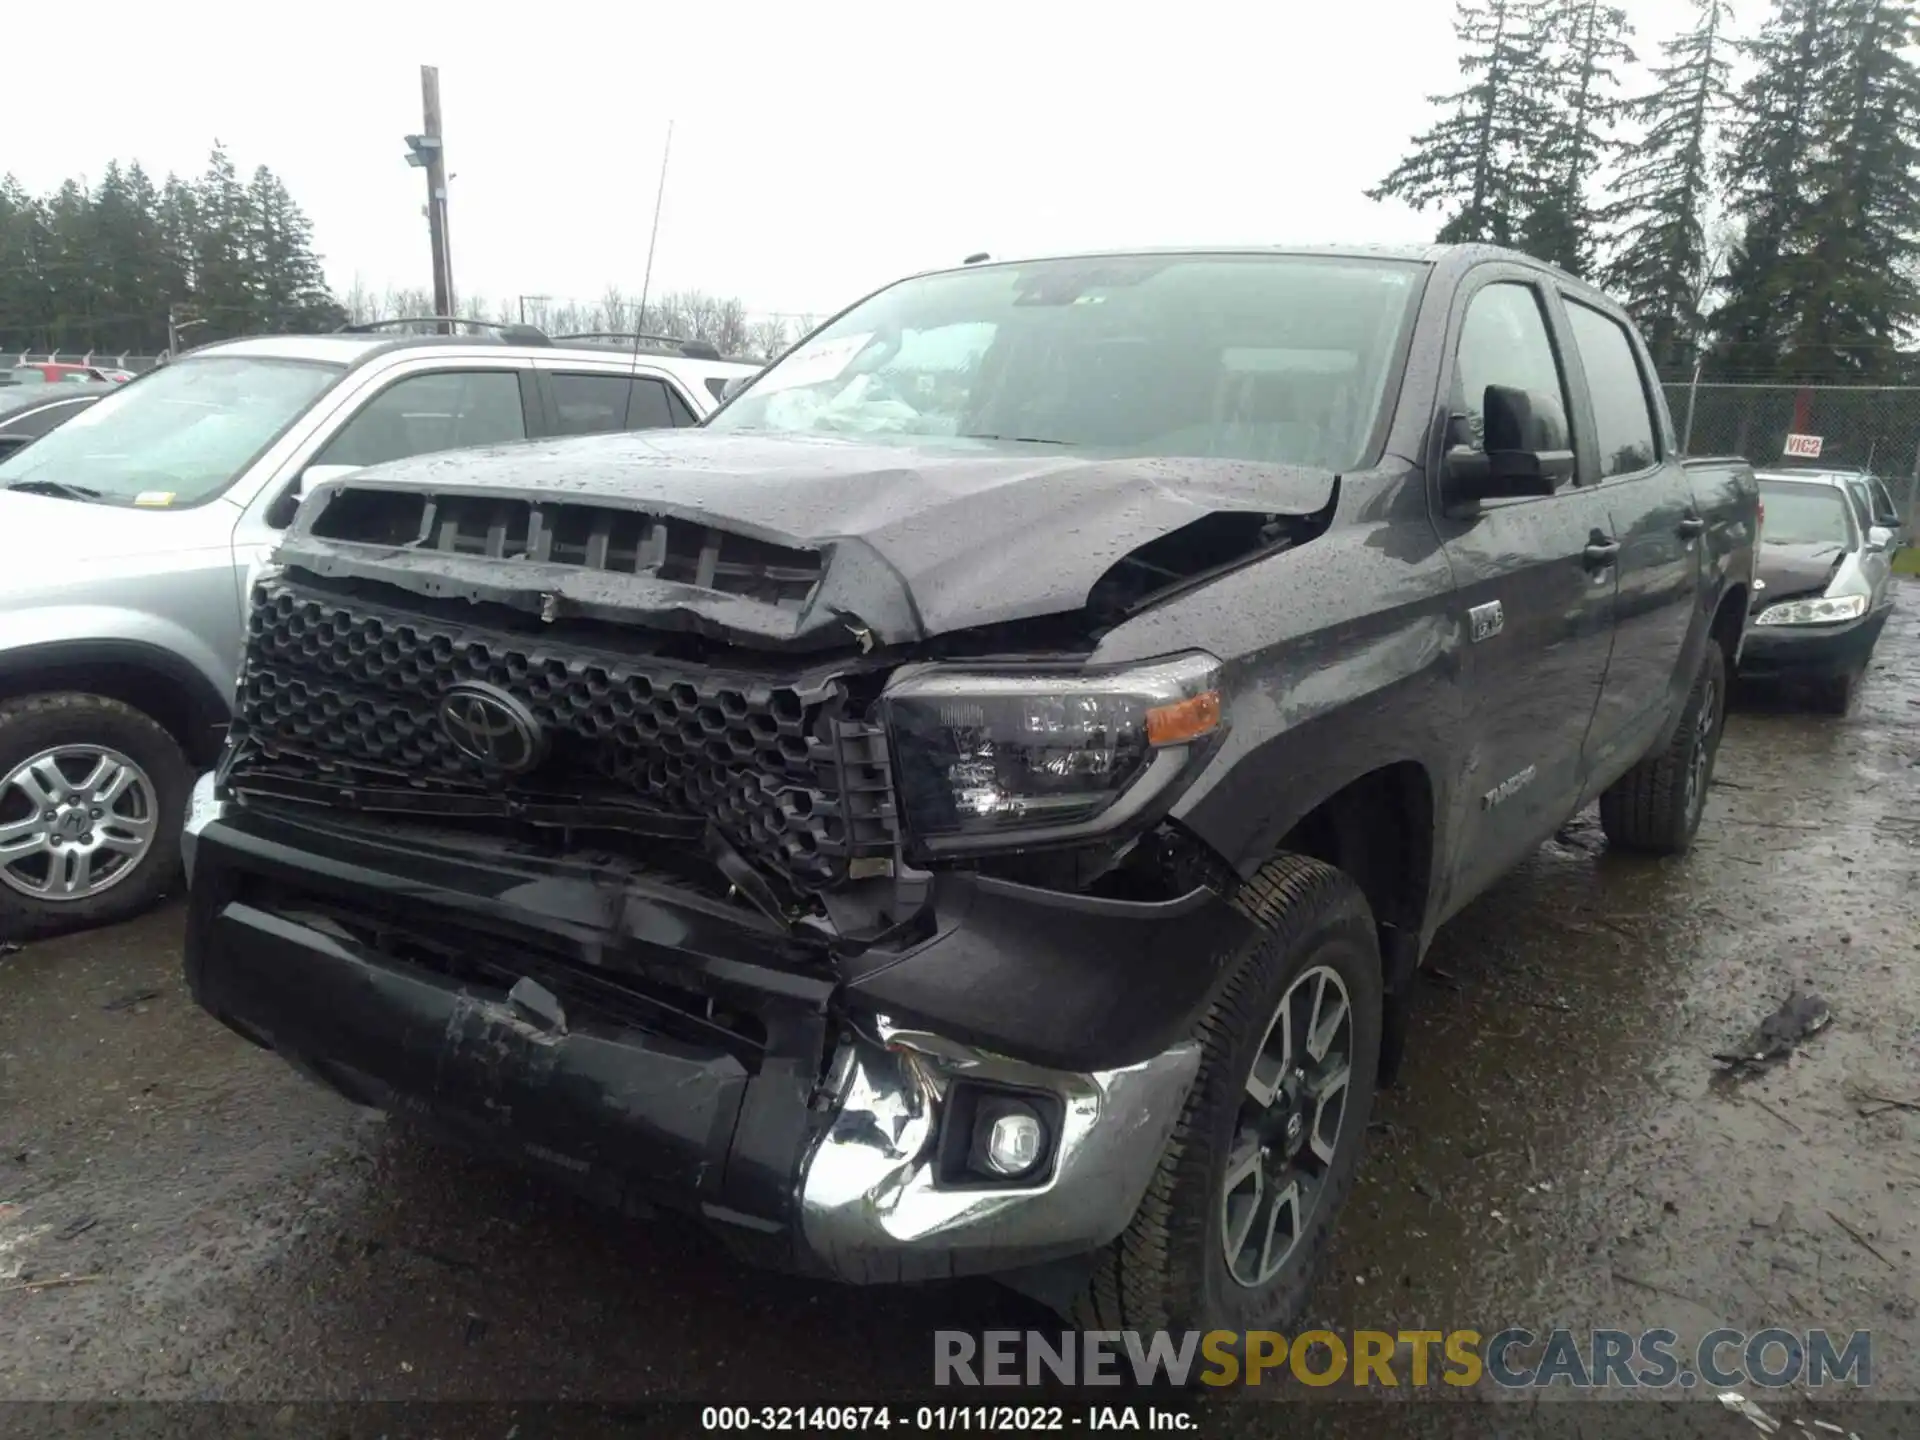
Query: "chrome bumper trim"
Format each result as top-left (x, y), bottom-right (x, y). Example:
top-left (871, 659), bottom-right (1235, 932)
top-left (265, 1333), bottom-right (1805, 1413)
top-left (797, 1018), bottom-right (1201, 1283)
top-left (180, 770), bottom-right (222, 888)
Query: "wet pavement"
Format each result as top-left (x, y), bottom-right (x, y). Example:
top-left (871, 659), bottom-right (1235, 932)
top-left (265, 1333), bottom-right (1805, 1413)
top-left (2, 588), bottom-right (1917, 1427)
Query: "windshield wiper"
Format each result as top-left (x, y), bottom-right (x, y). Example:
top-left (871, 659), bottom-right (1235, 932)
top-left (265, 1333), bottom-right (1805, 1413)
top-left (0, 478), bottom-right (104, 501)
top-left (955, 433), bottom-right (1075, 446)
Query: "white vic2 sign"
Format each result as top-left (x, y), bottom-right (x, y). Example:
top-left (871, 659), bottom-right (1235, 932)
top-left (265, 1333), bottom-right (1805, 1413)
top-left (1783, 433), bottom-right (1824, 458)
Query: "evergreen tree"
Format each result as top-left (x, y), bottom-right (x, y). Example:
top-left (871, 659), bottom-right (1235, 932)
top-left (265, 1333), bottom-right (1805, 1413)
top-left (1712, 0), bottom-right (1841, 377)
top-left (0, 147), bottom-right (345, 353)
top-left (247, 167), bottom-right (345, 333)
top-left (1368, 0), bottom-right (1557, 246)
top-left (1521, 0), bottom-right (1635, 275)
top-left (1714, 0), bottom-right (1920, 379)
top-left (1600, 0), bottom-right (1734, 373)
top-left (192, 143), bottom-right (258, 339)
top-left (1788, 0), bottom-right (1920, 377)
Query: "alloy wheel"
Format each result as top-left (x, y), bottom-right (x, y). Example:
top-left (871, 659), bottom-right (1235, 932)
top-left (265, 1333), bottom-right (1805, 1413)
top-left (1683, 672), bottom-right (1719, 825)
top-left (1220, 964), bottom-right (1355, 1288)
top-left (0, 745), bottom-right (159, 901)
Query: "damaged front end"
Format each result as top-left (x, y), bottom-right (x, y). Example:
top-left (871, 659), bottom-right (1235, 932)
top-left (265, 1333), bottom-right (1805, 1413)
top-left (185, 468), bottom-right (1281, 1280)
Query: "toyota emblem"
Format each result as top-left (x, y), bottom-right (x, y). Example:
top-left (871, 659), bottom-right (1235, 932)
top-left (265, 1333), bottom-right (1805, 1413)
top-left (437, 682), bottom-right (545, 774)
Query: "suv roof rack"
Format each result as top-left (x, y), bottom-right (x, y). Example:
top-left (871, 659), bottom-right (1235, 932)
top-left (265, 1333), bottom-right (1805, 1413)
top-left (551, 331), bottom-right (730, 362)
top-left (334, 318), bottom-right (553, 347)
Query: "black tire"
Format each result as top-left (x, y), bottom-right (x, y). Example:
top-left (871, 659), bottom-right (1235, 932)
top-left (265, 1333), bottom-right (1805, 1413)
top-left (0, 693), bottom-right (190, 943)
top-left (1074, 854), bottom-right (1382, 1334)
top-left (1598, 641), bottom-right (1727, 855)
top-left (1812, 665), bottom-right (1860, 716)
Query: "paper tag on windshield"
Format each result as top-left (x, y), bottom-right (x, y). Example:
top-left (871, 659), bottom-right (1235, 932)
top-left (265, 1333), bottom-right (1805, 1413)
top-left (133, 491), bottom-right (176, 507)
top-left (751, 332), bottom-right (873, 394)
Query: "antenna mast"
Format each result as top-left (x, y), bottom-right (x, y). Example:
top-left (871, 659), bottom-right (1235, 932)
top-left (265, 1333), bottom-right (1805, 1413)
top-left (635, 120), bottom-right (674, 338)
top-left (623, 119), bottom-right (676, 428)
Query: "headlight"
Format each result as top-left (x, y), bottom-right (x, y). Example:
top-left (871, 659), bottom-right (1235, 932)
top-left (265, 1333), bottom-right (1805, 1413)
top-left (1754, 593), bottom-right (1867, 626)
top-left (881, 652), bottom-right (1223, 853)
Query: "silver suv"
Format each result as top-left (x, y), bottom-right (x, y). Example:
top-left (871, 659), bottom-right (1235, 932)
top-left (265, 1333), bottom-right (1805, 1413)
top-left (0, 323), bottom-right (759, 938)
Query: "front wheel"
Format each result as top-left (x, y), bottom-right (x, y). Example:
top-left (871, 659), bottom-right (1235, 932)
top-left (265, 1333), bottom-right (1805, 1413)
top-left (1074, 854), bottom-right (1382, 1333)
top-left (1599, 641), bottom-right (1726, 855)
top-left (0, 693), bottom-right (190, 942)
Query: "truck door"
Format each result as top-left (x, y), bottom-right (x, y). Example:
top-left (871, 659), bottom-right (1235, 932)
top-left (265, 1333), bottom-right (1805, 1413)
top-left (1433, 275), bottom-right (1619, 904)
top-left (1559, 297), bottom-right (1702, 777)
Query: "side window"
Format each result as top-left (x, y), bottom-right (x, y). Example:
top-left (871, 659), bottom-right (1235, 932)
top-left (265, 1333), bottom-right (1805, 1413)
top-left (317, 369), bottom-right (526, 469)
top-left (1866, 477), bottom-right (1899, 526)
top-left (548, 372), bottom-right (686, 433)
top-left (666, 387), bottom-right (696, 426)
top-left (1564, 301), bottom-right (1658, 478)
top-left (1454, 283), bottom-right (1570, 455)
top-left (551, 372), bottom-right (640, 435)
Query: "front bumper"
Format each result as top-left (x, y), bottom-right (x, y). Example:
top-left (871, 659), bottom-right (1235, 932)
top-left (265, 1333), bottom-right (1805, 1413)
top-left (1736, 605), bottom-right (1890, 681)
top-left (182, 775), bottom-right (1213, 1282)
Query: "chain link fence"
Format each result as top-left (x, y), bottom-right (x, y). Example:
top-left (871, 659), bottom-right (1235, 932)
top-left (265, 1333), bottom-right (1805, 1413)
top-left (1665, 381), bottom-right (1920, 526)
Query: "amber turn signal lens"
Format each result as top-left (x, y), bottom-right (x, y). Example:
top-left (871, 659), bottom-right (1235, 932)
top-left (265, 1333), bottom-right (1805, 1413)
top-left (1145, 690), bottom-right (1221, 746)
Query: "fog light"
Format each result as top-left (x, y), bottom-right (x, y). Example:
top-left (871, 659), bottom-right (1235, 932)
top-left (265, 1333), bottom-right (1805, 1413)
top-left (979, 1101), bottom-right (1045, 1177)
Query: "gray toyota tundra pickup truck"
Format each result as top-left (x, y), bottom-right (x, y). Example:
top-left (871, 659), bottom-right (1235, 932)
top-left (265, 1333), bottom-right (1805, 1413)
top-left (181, 245), bottom-right (1758, 1331)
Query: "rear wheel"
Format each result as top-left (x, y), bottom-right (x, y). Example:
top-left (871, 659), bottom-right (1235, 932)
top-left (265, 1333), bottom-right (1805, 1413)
top-left (0, 694), bottom-right (189, 942)
top-left (1074, 855), bottom-right (1382, 1333)
top-left (1599, 642), bottom-right (1726, 855)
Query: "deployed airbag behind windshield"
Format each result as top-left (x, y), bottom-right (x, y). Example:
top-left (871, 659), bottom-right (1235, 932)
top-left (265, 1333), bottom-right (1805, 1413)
top-left (710, 253), bottom-right (1422, 472)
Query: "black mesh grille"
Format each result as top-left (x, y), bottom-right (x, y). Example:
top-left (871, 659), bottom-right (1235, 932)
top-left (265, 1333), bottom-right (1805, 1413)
top-left (307, 489), bottom-right (822, 610)
top-left (227, 579), bottom-right (895, 892)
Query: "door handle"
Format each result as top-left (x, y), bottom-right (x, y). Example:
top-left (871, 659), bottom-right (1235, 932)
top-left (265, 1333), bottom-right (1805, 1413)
top-left (1678, 512), bottom-right (1706, 539)
top-left (1583, 538), bottom-right (1621, 570)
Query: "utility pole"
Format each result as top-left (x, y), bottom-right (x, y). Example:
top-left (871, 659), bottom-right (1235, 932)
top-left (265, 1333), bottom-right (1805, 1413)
top-left (518, 294), bottom-right (551, 325)
top-left (405, 66), bottom-right (455, 326)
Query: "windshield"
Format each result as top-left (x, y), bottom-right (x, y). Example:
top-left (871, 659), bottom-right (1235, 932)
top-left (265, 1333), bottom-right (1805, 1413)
top-left (0, 356), bottom-right (342, 505)
top-left (1759, 481), bottom-right (1855, 547)
top-left (709, 254), bottom-right (1424, 471)
top-left (7, 369), bottom-right (46, 386)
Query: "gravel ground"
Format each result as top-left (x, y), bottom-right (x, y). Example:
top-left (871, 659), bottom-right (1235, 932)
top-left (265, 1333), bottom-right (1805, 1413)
top-left (2, 587), bottom-right (1917, 1434)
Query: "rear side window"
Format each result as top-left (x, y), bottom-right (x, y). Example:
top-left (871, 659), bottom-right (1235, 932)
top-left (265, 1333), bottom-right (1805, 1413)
top-left (1564, 301), bottom-right (1658, 478)
top-left (1454, 282), bottom-right (1570, 455)
top-left (552, 372), bottom-right (643, 434)
top-left (319, 370), bottom-right (527, 469)
top-left (548, 372), bottom-right (696, 433)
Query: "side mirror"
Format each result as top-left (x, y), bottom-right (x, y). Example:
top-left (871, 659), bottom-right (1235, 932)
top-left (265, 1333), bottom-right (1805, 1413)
top-left (299, 463), bottom-right (364, 497)
top-left (720, 374), bottom-right (755, 403)
top-left (1444, 384), bottom-right (1576, 504)
top-left (1866, 525), bottom-right (1892, 553)
top-left (266, 462), bottom-right (363, 530)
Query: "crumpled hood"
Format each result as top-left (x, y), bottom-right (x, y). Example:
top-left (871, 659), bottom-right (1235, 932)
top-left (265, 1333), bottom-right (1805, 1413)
top-left (282, 429), bottom-right (1336, 649)
top-left (1754, 541), bottom-right (1846, 608)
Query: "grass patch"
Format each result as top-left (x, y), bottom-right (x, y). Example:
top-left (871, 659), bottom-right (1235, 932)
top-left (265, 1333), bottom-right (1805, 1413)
top-left (1895, 547), bottom-right (1920, 577)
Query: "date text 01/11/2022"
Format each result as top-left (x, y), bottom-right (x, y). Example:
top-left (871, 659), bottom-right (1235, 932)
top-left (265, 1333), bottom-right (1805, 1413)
top-left (699, 1406), bottom-right (1196, 1431)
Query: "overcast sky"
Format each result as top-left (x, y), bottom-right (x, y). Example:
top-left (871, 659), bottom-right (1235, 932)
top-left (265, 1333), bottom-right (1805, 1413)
top-left (14, 0), bottom-right (1711, 321)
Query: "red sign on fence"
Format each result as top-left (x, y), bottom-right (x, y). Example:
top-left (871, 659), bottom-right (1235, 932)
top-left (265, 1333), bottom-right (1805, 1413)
top-left (1783, 433), bottom-right (1825, 458)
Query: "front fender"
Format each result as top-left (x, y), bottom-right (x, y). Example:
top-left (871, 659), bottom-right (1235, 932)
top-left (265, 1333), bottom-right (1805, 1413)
top-left (0, 604), bottom-right (238, 724)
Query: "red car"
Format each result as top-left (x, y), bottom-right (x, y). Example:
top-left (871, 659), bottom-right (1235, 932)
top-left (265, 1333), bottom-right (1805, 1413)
top-left (5, 362), bottom-right (121, 385)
